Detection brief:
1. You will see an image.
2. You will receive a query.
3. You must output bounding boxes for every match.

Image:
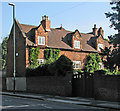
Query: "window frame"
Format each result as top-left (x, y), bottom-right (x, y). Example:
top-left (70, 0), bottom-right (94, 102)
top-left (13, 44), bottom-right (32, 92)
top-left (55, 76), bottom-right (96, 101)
top-left (73, 61), bottom-right (81, 69)
top-left (99, 62), bottom-right (104, 70)
top-left (74, 40), bottom-right (80, 49)
top-left (98, 43), bottom-right (103, 51)
top-left (38, 59), bottom-right (45, 65)
top-left (38, 36), bottom-right (45, 45)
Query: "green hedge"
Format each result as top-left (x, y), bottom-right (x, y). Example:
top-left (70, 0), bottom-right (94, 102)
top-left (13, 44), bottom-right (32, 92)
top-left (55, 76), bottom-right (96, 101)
top-left (26, 55), bottom-right (73, 77)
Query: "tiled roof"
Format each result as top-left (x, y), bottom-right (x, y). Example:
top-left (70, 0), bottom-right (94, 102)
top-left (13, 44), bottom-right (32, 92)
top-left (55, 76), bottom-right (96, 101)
top-left (80, 33), bottom-right (97, 52)
top-left (27, 39), bottom-right (37, 46)
top-left (20, 24), bottom-right (37, 33)
top-left (16, 20), bottom-right (109, 52)
top-left (47, 28), bottom-right (73, 50)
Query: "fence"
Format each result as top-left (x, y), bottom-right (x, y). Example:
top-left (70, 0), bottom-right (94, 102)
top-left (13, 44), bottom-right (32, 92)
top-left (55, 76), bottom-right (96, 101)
top-left (72, 72), bottom-right (94, 97)
top-left (72, 71), bottom-right (120, 102)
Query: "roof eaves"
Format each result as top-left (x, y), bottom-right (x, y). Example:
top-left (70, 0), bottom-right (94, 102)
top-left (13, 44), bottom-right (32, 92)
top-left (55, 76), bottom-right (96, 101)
top-left (15, 19), bottom-right (27, 38)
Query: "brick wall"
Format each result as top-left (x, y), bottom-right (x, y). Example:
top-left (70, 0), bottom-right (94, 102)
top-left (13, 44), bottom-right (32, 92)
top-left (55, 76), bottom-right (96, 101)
top-left (7, 21), bottom-right (26, 77)
top-left (26, 72), bottom-right (72, 96)
top-left (94, 71), bottom-right (120, 102)
top-left (73, 30), bottom-right (82, 50)
top-left (97, 35), bottom-right (105, 52)
top-left (2, 77), bottom-right (6, 91)
top-left (36, 48), bottom-right (90, 69)
top-left (35, 25), bottom-right (48, 46)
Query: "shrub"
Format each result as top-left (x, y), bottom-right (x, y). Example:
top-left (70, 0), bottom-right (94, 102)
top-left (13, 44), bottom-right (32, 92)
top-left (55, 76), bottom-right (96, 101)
top-left (26, 55), bottom-right (73, 77)
top-left (85, 53), bottom-right (101, 73)
top-left (48, 55), bottom-right (73, 76)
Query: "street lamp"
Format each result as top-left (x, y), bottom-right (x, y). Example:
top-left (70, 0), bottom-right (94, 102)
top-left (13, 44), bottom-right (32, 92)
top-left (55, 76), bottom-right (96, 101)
top-left (9, 3), bottom-right (16, 94)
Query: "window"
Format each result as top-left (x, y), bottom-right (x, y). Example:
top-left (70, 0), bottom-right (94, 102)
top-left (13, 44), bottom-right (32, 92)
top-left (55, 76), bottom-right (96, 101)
top-left (98, 44), bottom-right (103, 51)
top-left (38, 59), bottom-right (45, 65)
top-left (99, 62), bottom-right (104, 69)
top-left (73, 61), bottom-right (81, 69)
top-left (38, 36), bottom-right (45, 45)
top-left (74, 40), bottom-right (80, 49)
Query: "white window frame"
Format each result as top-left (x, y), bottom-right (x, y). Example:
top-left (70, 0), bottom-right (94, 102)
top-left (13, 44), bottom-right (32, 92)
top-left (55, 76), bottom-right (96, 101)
top-left (73, 61), bottom-right (81, 69)
top-left (99, 62), bottom-right (104, 70)
top-left (38, 36), bottom-right (45, 45)
top-left (98, 43), bottom-right (103, 51)
top-left (74, 40), bottom-right (80, 49)
top-left (38, 59), bottom-right (45, 65)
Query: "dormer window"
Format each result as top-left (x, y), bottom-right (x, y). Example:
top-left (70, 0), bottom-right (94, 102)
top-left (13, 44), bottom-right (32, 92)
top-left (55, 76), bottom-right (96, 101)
top-left (38, 36), bottom-right (45, 45)
top-left (98, 43), bottom-right (103, 51)
top-left (74, 40), bottom-right (80, 49)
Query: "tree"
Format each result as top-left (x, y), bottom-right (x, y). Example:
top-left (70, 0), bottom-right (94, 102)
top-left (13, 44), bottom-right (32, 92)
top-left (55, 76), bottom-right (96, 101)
top-left (48, 55), bottom-right (73, 76)
top-left (105, 1), bottom-right (120, 69)
top-left (85, 53), bottom-right (101, 73)
top-left (101, 47), bottom-right (113, 70)
top-left (2, 37), bottom-right (8, 71)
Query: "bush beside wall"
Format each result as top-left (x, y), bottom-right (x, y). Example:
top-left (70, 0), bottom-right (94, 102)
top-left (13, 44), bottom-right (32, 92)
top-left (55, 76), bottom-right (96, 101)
top-left (26, 55), bottom-right (73, 77)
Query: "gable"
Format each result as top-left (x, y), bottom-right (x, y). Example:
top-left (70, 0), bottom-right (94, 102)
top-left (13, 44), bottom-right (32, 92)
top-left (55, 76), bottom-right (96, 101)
top-left (73, 30), bottom-right (81, 41)
top-left (35, 24), bottom-right (47, 46)
top-left (9, 20), bottom-right (25, 42)
top-left (97, 35), bottom-right (104, 44)
top-left (72, 30), bottom-right (82, 50)
top-left (36, 24), bottom-right (46, 34)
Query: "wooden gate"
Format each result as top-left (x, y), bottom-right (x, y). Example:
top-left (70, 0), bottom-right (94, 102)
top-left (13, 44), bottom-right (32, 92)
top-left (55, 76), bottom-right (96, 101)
top-left (72, 72), bottom-right (94, 98)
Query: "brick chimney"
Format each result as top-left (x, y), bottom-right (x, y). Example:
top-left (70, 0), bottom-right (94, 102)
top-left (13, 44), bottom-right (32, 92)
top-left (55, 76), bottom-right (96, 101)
top-left (98, 27), bottom-right (104, 37)
top-left (41, 15), bottom-right (51, 31)
top-left (92, 24), bottom-right (98, 36)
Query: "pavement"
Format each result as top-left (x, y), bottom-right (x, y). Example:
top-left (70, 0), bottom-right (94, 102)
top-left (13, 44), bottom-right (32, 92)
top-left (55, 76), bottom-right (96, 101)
top-left (1, 91), bottom-right (120, 110)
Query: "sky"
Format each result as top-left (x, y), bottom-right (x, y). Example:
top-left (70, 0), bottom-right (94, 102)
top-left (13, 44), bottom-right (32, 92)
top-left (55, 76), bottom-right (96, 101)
top-left (0, 1), bottom-right (117, 43)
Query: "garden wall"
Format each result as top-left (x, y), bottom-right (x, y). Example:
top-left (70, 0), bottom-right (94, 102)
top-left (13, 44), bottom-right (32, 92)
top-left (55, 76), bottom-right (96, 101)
top-left (2, 77), bottom-right (6, 91)
top-left (94, 71), bottom-right (120, 102)
top-left (26, 72), bottom-right (72, 96)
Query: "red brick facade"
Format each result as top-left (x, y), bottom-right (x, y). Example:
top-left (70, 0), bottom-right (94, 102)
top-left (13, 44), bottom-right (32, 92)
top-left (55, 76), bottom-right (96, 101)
top-left (7, 16), bottom-right (110, 77)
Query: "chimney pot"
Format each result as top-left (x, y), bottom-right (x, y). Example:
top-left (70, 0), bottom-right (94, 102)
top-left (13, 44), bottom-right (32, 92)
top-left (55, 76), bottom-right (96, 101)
top-left (41, 15), bottom-right (51, 31)
top-left (93, 24), bottom-right (98, 36)
top-left (94, 24), bottom-right (96, 28)
top-left (98, 27), bottom-right (104, 36)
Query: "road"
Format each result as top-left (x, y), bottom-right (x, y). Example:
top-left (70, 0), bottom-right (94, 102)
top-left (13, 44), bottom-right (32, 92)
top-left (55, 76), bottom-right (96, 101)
top-left (2, 95), bottom-right (113, 111)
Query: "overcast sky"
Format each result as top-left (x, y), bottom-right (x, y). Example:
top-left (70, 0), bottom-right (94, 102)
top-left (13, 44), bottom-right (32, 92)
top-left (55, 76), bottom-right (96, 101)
top-left (1, 1), bottom-right (117, 43)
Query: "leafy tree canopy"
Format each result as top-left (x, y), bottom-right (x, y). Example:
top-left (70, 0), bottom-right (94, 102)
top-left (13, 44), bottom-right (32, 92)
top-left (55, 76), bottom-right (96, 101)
top-left (85, 53), bottom-right (101, 73)
top-left (2, 37), bottom-right (8, 70)
top-left (105, 1), bottom-right (120, 69)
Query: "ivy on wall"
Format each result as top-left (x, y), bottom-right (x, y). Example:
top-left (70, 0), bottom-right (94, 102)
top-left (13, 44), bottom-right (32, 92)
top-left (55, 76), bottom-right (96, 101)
top-left (44, 49), bottom-right (61, 64)
top-left (85, 53), bottom-right (101, 73)
top-left (29, 47), bottom-right (40, 68)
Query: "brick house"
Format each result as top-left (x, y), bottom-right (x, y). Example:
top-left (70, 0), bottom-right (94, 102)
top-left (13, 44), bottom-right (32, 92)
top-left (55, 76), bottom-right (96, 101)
top-left (7, 15), bottom-right (110, 77)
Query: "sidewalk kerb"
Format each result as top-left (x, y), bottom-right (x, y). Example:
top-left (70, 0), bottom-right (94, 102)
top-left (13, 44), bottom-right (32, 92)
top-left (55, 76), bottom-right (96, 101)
top-left (2, 92), bottom-right (44, 101)
top-left (2, 92), bottom-right (120, 110)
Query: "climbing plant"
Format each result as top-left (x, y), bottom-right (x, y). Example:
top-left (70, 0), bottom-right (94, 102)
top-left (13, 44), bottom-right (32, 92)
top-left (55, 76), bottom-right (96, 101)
top-left (44, 48), bottom-right (61, 64)
top-left (85, 53), bottom-right (101, 73)
top-left (29, 47), bottom-right (40, 68)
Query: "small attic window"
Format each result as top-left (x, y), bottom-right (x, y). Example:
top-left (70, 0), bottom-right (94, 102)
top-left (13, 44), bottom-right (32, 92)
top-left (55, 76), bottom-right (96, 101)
top-left (38, 36), bottom-right (45, 45)
top-left (98, 43), bottom-right (103, 51)
top-left (74, 40), bottom-right (80, 49)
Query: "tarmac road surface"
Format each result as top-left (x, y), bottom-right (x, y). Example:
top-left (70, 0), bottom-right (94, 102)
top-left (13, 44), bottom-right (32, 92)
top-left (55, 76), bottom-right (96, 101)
top-left (1, 95), bottom-right (114, 111)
